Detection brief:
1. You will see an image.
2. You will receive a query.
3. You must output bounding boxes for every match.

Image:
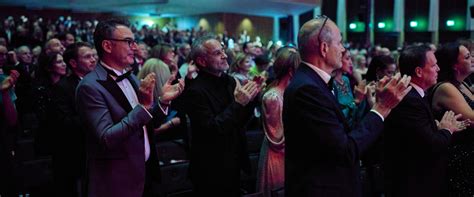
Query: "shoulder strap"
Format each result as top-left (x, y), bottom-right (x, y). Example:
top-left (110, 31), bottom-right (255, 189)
top-left (427, 82), bottom-right (444, 108)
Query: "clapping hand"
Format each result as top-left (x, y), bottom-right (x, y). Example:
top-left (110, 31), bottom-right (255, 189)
top-left (138, 73), bottom-right (156, 109)
top-left (160, 76), bottom-right (185, 104)
top-left (186, 60), bottom-right (198, 79)
top-left (366, 81), bottom-right (376, 107)
top-left (436, 111), bottom-right (470, 134)
top-left (1, 70), bottom-right (19, 91)
top-left (353, 80), bottom-right (368, 104)
top-left (372, 73), bottom-right (412, 118)
top-left (234, 80), bottom-right (262, 106)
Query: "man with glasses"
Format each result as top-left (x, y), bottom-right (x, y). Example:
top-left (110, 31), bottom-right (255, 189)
top-left (283, 16), bottom-right (412, 196)
top-left (76, 18), bottom-right (183, 197)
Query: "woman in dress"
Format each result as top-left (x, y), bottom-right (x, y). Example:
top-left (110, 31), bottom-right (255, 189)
top-left (33, 52), bottom-right (67, 155)
top-left (256, 46), bottom-right (300, 196)
top-left (429, 42), bottom-right (474, 196)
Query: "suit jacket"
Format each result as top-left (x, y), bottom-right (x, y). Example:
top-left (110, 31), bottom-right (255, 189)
top-left (384, 88), bottom-right (451, 197)
top-left (76, 63), bottom-right (164, 197)
top-left (50, 74), bottom-right (84, 175)
top-left (283, 64), bottom-right (384, 197)
top-left (182, 71), bottom-right (253, 192)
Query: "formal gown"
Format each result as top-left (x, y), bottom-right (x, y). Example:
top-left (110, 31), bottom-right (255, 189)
top-left (333, 76), bottom-right (357, 126)
top-left (256, 88), bottom-right (285, 197)
top-left (431, 82), bottom-right (474, 196)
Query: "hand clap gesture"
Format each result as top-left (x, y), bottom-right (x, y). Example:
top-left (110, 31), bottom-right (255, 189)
top-left (160, 76), bottom-right (185, 104)
top-left (436, 111), bottom-right (470, 134)
top-left (353, 80), bottom-right (368, 104)
top-left (372, 73), bottom-right (412, 118)
top-left (234, 80), bottom-right (262, 106)
top-left (1, 70), bottom-right (19, 91)
top-left (138, 73), bottom-right (156, 109)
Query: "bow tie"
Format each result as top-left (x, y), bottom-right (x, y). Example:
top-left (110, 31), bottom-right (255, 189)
top-left (103, 66), bottom-right (132, 82)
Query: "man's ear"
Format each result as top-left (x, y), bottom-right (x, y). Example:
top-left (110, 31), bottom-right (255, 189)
top-left (196, 56), bottom-right (206, 68)
top-left (102, 40), bottom-right (113, 54)
top-left (320, 42), bottom-right (329, 58)
top-left (415, 66), bottom-right (423, 78)
top-left (69, 59), bottom-right (77, 69)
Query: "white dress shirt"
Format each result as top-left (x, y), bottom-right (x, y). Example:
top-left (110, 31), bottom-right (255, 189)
top-left (102, 62), bottom-right (151, 161)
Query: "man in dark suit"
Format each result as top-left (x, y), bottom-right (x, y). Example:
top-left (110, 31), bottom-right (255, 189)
top-left (384, 45), bottom-right (464, 197)
top-left (283, 17), bottom-right (412, 197)
top-left (50, 42), bottom-right (96, 197)
top-left (182, 36), bottom-right (263, 196)
top-left (12, 45), bottom-right (36, 129)
top-left (76, 18), bottom-right (184, 197)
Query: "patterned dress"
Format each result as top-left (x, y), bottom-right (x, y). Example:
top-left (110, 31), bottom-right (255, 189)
top-left (432, 82), bottom-right (474, 196)
top-left (256, 88), bottom-right (285, 197)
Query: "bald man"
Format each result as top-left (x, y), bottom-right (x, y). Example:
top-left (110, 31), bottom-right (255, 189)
top-left (44, 38), bottom-right (65, 55)
top-left (283, 16), bottom-right (411, 197)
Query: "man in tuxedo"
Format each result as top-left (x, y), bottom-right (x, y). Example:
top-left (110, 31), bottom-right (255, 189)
top-left (182, 36), bottom-right (263, 196)
top-left (76, 18), bottom-right (183, 197)
top-left (50, 42), bottom-right (96, 197)
top-left (283, 16), bottom-right (412, 197)
top-left (384, 45), bottom-right (463, 197)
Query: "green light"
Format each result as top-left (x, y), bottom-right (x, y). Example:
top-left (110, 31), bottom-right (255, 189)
top-left (143, 19), bottom-right (154, 27)
top-left (349, 23), bottom-right (357, 29)
top-left (410, 21), bottom-right (418, 27)
top-left (446, 20), bottom-right (455, 26)
top-left (444, 17), bottom-right (464, 30)
top-left (377, 22), bottom-right (386, 28)
top-left (348, 22), bottom-right (365, 32)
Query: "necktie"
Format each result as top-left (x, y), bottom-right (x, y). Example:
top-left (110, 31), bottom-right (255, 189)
top-left (328, 77), bottom-right (335, 94)
top-left (103, 66), bottom-right (132, 82)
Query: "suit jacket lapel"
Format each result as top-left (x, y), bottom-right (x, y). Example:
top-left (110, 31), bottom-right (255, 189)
top-left (127, 75), bottom-right (140, 96)
top-left (301, 64), bottom-right (351, 132)
top-left (409, 89), bottom-right (437, 131)
top-left (96, 64), bottom-right (133, 113)
top-left (420, 92), bottom-right (438, 131)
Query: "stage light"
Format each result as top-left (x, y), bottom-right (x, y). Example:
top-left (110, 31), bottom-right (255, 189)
top-left (409, 21), bottom-right (418, 27)
top-left (377, 22), bottom-right (386, 29)
top-left (349, 23), bottom-right (357, 29)
top-left (446, 20), bottom-right (455, 27)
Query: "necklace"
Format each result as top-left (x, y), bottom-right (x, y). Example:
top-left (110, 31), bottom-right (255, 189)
top-left (334, 78), bottom-right (349, 95)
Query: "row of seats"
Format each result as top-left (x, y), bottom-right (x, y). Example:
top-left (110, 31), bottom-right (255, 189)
top-left (11, 128), bottom-right (265, 196)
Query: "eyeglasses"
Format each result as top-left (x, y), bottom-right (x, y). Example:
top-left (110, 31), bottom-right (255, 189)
top-left (315, 15), bottom-right (329, 46)
top-left (106, 38), bottom-right (138, 47)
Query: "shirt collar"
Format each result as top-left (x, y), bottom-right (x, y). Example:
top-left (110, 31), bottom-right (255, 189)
top-left (302, 61), bottom-right (332, 85)
top-left (100, 61), bottom-right (128, 75)
top-left (410, 82), bottom-right (425, 97)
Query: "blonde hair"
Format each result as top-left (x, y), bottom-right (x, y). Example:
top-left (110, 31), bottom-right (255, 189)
top-left (230, 53), bottom-right (251, 73)
top-left (137, 58), bottom-right (171, 101)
